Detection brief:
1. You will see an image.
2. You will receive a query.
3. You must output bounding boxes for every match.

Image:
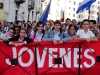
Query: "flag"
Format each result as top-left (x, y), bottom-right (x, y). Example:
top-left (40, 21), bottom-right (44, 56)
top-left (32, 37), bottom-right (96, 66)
top-left (39, 1), bottom-right (51, 24)
top-left (97, 16), bottom-right (100, 22)
top-left (76, 0), bottom-right (96, 13)
top-left (86, 5), bottom-right (91, 10)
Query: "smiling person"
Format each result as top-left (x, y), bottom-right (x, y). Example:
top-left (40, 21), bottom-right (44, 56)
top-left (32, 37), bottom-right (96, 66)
top-left (4, 28), bottom-right (32, 46)
top-left (0, 28), bottom-right (14, 42)
top-left (44, 21), bottom-right (52, 35)
top-left (42, 20), bottom-right (73, 45)
top-left (74, 19), bottom-right (98, 42)
top-left (13, 26), bottom-right (21, 36)
top-left (30, 21), bottom-right (45, 43)
top-left (68, 24), bottom-right (76, 37)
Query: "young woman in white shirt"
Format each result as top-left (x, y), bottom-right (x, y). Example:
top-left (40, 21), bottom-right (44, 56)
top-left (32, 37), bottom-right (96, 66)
top-left (74, 19), bottom-right (98, 42)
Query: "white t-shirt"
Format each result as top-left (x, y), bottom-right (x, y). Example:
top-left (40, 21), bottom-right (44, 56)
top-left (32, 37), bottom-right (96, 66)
top-left (76, 29), bottom-right (95, 38)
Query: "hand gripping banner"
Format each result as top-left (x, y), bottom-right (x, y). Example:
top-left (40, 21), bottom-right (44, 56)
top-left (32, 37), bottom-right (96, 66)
top-left (0, 42), bottom-right (36, 75)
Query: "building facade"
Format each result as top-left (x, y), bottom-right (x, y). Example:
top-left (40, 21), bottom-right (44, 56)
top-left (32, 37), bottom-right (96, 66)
top-left (1, 0), bottom-right (100, 23)
top-left (64, 0), bottom-right (100, 22)
top-left (42, 0), bottom-right (64, 21)
top-left (0, 0), bottom-right (43, 22)
top-left (43, 0), bottom-right (100, 22)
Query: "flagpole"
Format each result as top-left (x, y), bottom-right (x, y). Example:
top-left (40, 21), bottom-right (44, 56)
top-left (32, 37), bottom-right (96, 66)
top-left (34, 0), bottom-right (51, 28)
top-left (39, 0), bottom-right (52, 21)
top-left (88, 9), bottom-right (91, 20)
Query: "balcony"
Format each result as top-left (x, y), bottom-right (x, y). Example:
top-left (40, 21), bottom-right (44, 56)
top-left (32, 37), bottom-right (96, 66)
top-left (28, 1), bottom-right (35, 10)
top-left (15, 0), bottom-right (25, 3)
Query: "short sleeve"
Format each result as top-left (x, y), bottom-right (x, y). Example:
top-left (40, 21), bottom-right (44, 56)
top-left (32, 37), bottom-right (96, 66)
top-left (89, 31), bottom-right (95, 37)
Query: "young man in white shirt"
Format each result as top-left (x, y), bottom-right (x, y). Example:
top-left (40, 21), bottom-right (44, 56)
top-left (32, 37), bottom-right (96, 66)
top-left (74, 19), bottom-right (98, 42)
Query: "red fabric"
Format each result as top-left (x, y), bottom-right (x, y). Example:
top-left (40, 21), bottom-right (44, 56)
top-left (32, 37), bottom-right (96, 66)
top-left (0, 40), bottom-right (100, 75)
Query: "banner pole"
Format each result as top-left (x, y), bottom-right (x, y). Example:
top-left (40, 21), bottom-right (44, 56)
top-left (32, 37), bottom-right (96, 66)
top-left (78, 42), bottom-right (81, 75)
top-left (34, 45), bottom-right (38, 75)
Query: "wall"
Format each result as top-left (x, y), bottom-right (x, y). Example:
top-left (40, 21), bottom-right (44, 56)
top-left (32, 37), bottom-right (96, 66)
top-left (1, 0), bottom-right (42, 22)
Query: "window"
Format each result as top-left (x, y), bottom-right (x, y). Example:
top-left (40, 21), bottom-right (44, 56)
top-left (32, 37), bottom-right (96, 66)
top-left (79, 15), bottom-right (81, 18)
top-left (92, 16), bottom-right (95, 19)
top-left (79, 3), bottom-right (81, 5)
top-left (44, 2), bottom-right (47, 6)
top-left (74, 2), bottom-right (76, 5)
top-left (15, 10), bottom-right (18, 21)
top-left (98, 6), bottom-right (100, 10)
top-left (92, 11), bottom-right (95, 14)
top-left (92, 11), bottom-right (96, 14)
top-left (73, 14), bottom-right (75, 17)
top-left (73, 8), bottom-right (75, 11)
top-left (83, 15), bottom-right (86, 18)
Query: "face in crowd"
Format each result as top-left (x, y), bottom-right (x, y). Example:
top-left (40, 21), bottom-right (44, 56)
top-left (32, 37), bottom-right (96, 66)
top-left (54, 21), bottom-right (61, 31)
top-left (27, 21), bottom-right (31, 25)
top-left (72, 19), bottom-right (77, 25)
top-left (62, 24), bottom-right (66, 31)
top-left (20, 29), bottom-right (26, 38)
top-left (97, 22), bottom-right (100, 28)
top-left (18, 22), bottom-right (22, 26)
top-left (7, 22), bottom-right (11, 27)
top-left (89, 22), bottom-right (94, 29)
top-left (7, 29), bottom-right (14, 37)
top-left (37, 24), bottom-right (44, 33)
top-left (82, 20), bottom-right (89, 30)
top-left (15, 27), bottom-right (20, 36)
top-left (45, 21), bottom-right (51, 30)
top-left (66, 19), bottom-right (71, 25)
top-left (68, 25), bottom-right (76, 36)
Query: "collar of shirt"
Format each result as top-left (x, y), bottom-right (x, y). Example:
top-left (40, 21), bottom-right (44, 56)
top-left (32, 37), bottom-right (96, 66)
top-left (45, 29), bottom-right (51, 33)
top-left (54, 30), bottom-right (60, 35)
top-left (18, 37), bottom-right (24, 41)
top-left (36, 32), bottom-right (43, 40)
top-left (81, 29), bottom-right (90, 33)
top-left (53, 30), bottom-right (61, 40)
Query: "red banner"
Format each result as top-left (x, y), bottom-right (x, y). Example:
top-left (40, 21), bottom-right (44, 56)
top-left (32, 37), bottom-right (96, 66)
top-left (0, 40), bottom-right (100, 75)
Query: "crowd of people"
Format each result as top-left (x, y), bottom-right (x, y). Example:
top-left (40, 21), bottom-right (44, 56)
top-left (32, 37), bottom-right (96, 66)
top-left (0, 18), bottom-right (100, 46)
